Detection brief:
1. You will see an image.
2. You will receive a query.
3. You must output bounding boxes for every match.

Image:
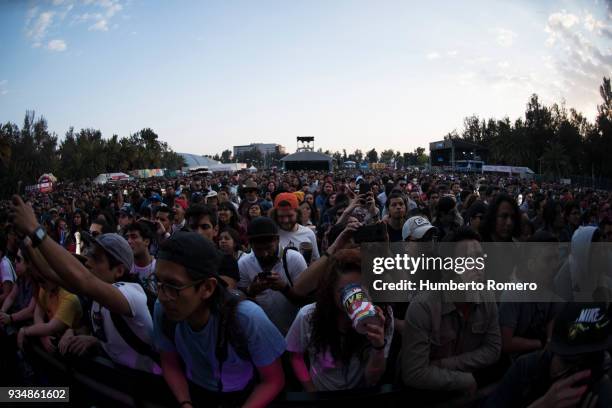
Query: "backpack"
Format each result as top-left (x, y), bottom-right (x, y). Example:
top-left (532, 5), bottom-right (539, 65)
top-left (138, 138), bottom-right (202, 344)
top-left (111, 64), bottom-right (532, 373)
top-left (160, 289), bottom-right (252, 393)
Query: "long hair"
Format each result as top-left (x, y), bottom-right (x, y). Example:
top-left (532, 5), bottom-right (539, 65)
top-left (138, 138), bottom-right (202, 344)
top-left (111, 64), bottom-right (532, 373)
top-left (479, 193), bottom-right (521, 241)
top-left (309, 248), bottom-right (369, 364)
top-left (218, 201), bottom-right (241, 231)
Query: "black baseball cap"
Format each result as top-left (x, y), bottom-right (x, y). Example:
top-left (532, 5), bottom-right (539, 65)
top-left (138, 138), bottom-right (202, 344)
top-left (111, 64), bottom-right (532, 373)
top-left (157, 231), bottom-right (224, 284)
top-left (247, 217), bottom-right (278, 239)
top-left (550, 303), bottom-right (612, 356)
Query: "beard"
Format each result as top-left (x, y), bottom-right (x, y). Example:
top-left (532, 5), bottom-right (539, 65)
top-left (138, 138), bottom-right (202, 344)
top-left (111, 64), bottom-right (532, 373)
top-left (256, 254), bottom-right (279, 270)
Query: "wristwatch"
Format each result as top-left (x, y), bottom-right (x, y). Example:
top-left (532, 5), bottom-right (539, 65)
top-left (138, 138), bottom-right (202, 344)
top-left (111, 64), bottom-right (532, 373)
top-left (30, 226), bottom-right (47, 248)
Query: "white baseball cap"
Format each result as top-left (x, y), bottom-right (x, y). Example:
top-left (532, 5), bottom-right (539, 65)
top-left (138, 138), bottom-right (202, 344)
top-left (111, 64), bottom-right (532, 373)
top-left (402, 216), bottom-right (436, 241)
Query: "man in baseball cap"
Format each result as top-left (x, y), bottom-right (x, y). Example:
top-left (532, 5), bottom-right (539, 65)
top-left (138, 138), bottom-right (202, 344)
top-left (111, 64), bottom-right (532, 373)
top-left (485, 302), bottom-right (612, 408)
top-left (118, 204), bottom-right (136, 234)
top-left (402, 216), bottom-right (438, 241)
top-left (238, 180), bottom-right (271, 218)
top-left (272, 192), bottom-right (320, 262)
top-left (9, 193), bottom-right (160, 372)
top-left (238, 217), bottom-right (307, 334)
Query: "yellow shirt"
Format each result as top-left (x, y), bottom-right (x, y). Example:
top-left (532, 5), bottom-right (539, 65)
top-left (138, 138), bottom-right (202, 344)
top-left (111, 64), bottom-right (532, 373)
top-left (38, 287), bottom-right (83, 329)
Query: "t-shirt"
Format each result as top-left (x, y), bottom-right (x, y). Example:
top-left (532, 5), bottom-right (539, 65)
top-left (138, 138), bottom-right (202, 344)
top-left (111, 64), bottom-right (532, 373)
top-left (153, 299), bottom-right (286, 392)
top-left (131, 258), bottom-right (157, 294)
top-left (286, 303), bottom-right (393, 391)
top-left (278, 224), bottom-right (320, 261)
top-left (386, 223), bottom-right (404, 242)
top-left (237, 250), bottom-right (307, 334)
top-left (90, 282), bottom-right (161, 375)
top-left (0, 256), bottom-right (16, 285)
top-left (12, 278), bottom-right (34, 313)
top-left (37, 287), bottom-right (83, 329)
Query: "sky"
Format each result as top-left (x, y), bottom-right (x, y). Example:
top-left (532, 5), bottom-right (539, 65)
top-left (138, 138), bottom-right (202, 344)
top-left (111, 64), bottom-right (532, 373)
top-left (0, 0), bottom-right (611, 156)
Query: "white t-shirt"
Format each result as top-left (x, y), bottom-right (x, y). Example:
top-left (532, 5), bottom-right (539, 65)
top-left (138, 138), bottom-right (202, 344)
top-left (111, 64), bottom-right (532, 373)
top-left (237, 250), bottom-right (307, 335)
top-left (91, 282), bottom-right (161, 375)
top-left (278, 224), bottom-right (320, 261)
top-left (0, 256), bottom-right (16, 284)
top-left (286, 303), bottom-right (394, 391)
top-left (130, 258), bottom-right (157, 294)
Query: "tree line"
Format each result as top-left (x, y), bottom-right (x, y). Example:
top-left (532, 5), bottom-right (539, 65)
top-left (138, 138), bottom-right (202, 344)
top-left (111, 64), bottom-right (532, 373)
top-left (0, 111), bottom-right (185, 197)
top-left (211, 146), bottom-right (430, 168)
top-left (447, 76), bottom-right (612, 178)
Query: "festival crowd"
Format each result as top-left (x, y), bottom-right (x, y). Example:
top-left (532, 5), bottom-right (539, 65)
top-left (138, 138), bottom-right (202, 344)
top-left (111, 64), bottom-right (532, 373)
top-left (0, 169), bottom-right (611, 407)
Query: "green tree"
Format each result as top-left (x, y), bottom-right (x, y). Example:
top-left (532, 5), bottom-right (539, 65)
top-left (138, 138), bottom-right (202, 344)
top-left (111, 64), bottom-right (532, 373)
top-left (366, 148), bottom-right (378, 163)
top-left (221, 149), bottom-right (232, 163)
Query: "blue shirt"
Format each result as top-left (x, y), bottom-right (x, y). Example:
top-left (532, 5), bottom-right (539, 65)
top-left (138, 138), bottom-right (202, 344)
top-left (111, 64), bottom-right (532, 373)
top-left (153, 299), bottom-right (286, 392)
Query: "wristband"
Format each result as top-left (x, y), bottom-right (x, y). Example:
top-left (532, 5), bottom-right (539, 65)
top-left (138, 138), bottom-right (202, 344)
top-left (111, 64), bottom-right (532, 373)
top-left (178, 401), bottom-right (192, 408)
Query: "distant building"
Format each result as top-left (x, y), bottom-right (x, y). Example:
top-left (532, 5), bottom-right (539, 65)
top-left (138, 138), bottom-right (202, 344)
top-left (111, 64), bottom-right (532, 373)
top-left (429, 139), bottom-right (488, 171)
top-left (233, 143), bottom-right (286, 157)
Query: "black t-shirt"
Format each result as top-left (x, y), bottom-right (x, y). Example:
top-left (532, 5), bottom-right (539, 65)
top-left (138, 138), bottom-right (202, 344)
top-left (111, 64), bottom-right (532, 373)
top-left (386, 223), bottom-right (403, 242)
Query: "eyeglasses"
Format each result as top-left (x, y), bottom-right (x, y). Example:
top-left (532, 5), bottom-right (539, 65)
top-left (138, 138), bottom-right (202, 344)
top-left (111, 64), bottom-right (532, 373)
top-left (151, 274), bottom-right (204, 301)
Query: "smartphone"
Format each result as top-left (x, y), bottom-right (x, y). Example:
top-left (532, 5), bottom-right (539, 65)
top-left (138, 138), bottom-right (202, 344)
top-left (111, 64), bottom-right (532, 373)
top-left (354, 223), bottom-right (387, 243)
top-left (359, 182), bottom-right (371, 195)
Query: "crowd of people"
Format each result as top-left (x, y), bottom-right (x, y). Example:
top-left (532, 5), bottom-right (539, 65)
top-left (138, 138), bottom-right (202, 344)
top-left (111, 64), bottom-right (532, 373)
top-left (1, 168), bottom-right (612, 407)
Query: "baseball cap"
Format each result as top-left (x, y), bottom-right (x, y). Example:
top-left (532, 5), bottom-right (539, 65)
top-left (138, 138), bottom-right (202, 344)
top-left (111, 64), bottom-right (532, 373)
top-left (243, 180), bottom-right (259, 192)
top-left (150, 193), bottom-right (162, 202)
top-left (402, 216), bottom-right (436, 241)
top-left (119, 204), bottom-right (135, 217)
top-left (174, 198), bottom-right (188, 210)
top-left (550, 303), bottom-right (612, 356)
top-left (157, 231), bottom-right (224, 283)
top-left (206, 190), bottom-right (218, 199)
top-left (95, 233), bottom-right (134, 272)
top-left (274, 192), bottom-right (299, 209)
top-left (247, 217), bottom-right (279, 239)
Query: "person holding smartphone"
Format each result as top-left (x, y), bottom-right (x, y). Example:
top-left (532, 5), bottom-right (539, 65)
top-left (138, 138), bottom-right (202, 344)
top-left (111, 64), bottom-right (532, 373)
top-left (238, 217), bottom-right (307, 335)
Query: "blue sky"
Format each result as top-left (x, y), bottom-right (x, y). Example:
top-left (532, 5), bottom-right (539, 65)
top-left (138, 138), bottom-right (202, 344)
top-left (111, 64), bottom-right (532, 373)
top-left (1, 0), bottom-right (611, 156)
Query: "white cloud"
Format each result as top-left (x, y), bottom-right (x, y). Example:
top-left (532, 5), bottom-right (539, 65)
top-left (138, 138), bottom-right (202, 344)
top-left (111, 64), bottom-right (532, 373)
top-left (498, 61), bottom-right (510, 69)
top-left (27, 11), bottom-right (55, 42)
top-left (548, 10), bottom-right (579, 29)
top-left (24, 0), bottom-right (124, 49)
top-left (47, 39), bottom-right (67, 52)
top-left (0, 80), bottom-right (7, 96)
top-left (426, 52), bottom-right (440, 60)
top-left (447, 50), bottom-right (458, 57)
top-left (543, 7), bottom-right (612, 112)
top-left (495, 28), bottom-right (517, 47)
top-left (89, 19), bottom-right (108, 31)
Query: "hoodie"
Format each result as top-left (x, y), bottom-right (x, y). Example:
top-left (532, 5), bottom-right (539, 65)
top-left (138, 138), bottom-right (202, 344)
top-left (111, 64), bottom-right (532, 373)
top-left (554, 226), bottom-right (611, 301)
